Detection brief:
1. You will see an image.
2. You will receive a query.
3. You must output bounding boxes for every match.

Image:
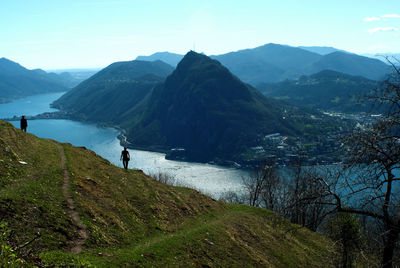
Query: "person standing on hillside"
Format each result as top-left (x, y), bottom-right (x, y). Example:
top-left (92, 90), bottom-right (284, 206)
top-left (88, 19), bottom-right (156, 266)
top-left (20, 115), bottom-right (28, 132)
top-left (120, 147), bottom-right (130, 170)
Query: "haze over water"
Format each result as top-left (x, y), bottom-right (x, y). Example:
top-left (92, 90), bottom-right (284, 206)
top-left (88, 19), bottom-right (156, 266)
top-left (0, 93), bottom-right (247, 198)
top-left (0, 92), bottom-right (64, 118)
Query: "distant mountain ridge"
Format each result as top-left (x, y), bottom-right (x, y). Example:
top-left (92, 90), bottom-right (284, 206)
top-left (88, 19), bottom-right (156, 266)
top-left (211, 43), bottom-right (321, 85)
top-left (46, 68), bottom-right (100, 88)
top-left (258, 69), bottom-right (379, 112)
top-left (0, 57), bottom-right (70, 103)
top-left (31, 69), bottom-right (80, 88)
top-left (135, 43), bottom-right (389, 85)
top-left (307, 52), bottom-right (388, 80)
top-left (136, 52), bottom-right (184, 67)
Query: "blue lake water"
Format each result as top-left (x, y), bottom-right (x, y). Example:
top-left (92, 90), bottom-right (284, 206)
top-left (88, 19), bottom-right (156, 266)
top-left (1, 93), bottom-right (247, 197)
top-left (0, 92), bottom-right (65, 118)
top-left (2, 93), bottom-right (398, 202)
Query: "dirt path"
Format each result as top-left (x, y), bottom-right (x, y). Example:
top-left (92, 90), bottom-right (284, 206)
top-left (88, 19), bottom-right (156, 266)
top-left (58, 144), bottom-right (88, 254)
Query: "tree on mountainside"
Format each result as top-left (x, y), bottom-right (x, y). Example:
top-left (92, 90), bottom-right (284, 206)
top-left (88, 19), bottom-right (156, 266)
top-left (325, 212), bottom-right (362, 268)
top-left (242, 161), bottom-right (289, 213)
top-left (310, 58), bottom-right (400, 268)
top-left (240, 158), bottom-right (330, 231)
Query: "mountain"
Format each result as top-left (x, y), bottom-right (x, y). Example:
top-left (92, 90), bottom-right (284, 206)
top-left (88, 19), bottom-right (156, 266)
top-left (0, 58), bottom-right (69, 103)
top-left (43, 68), bottom-right (101, 88)
top-left (135, 44), bottom-right (390, 86)
top-left (54, 51), bottom-right (344, 165)
top-left (120, 51), bottom-right (339, 164)
top-left (212, 44), bottom-right (389, 84)
top-left (298, 46), bottom-right (344, 55)
top-left (307, 51), bottom-right (389, 81)
top-left (211, 43), bottom-right (322, 85)
top-left (0, 120), bottom-right (333, 266)
top-left (40, 69), bottom-right (100, 88)
top-left (49, 67), bottom-right (101, 82)
top-left (136, 52), bottom-right (184, 67)
top-left (31, 69), bottom-right (81, 88)
top-left (52, 60), bottom-right (174, 122)
top-left (258, 70), bottom-right (379, 112)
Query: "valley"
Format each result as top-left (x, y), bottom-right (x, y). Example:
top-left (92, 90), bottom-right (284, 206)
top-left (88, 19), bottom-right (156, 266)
top-left (1, 39), bottom-right (399, 266)
top-left (53, 50), bottom-right (352, 167)
top-left (0, 92), bottom-right (248, 198)
top-left (2, 0), bottom-right (400, 266)
top-left (0, 120), bottom-right (334, 267)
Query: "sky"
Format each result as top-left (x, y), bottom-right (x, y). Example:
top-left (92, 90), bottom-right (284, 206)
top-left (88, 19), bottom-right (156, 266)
top-left (1, 0), bottom-right (400, 69)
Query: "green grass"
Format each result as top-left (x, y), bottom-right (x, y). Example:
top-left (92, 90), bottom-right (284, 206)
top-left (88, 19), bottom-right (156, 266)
top-left (0, 120), bottom-right (335, 267)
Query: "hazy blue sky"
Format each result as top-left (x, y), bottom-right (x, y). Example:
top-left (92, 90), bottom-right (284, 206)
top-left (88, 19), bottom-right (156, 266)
top-left (1, 0), bottom-right (399, 69)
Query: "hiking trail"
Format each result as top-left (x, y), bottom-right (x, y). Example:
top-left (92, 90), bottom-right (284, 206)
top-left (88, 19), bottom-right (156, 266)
top-left (58, 144), bottom-right (88, 254)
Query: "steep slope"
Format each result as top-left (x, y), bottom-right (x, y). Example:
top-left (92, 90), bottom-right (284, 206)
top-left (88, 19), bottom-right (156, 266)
top-left (308, 52), bottom-right (389, 81)
top-left (52, 60), bottom-right (173, 123)
top-left (0, 58), bottom-right (69, 103)
top-left (136, 52), bottom-right (184, 67)
top-left (123, 51), bottom-right (336, 164)
top-left (0, 120), bottom-right (334, 267)
top-left (259, 70), bottom-right (379, 112)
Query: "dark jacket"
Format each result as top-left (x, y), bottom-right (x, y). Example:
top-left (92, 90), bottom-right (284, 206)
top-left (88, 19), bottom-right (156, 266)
top-left (121, 150), bottom-right (130, 161)
top-left (20, 118), bottom-right (27, 129)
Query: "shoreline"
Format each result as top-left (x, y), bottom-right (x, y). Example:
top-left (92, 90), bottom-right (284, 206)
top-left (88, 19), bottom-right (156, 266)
top-left (0, 91), bottom-right (68, 106)
top-left (2, 111), bottom-right (244, 169)
top-left (3, 110), bottom-right (344, 169)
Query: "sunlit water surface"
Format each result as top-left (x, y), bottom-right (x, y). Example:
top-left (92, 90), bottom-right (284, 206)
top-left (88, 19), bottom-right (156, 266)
top-left (1, 93), bottom-right (247, 198)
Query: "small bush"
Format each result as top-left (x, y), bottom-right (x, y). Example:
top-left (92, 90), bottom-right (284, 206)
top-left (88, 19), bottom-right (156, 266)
top-left (149, 172), bottom-right (176, 185)
top-left (0, 222), bottom-right (23, 266)
top-left (219, 191), bottom-right (244, 204)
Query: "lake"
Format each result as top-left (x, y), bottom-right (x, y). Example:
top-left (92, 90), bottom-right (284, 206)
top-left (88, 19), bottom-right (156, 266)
top-left (1, 93), bottom-right (248, 198)
top-left (0, 92), bottom-right (65, 118)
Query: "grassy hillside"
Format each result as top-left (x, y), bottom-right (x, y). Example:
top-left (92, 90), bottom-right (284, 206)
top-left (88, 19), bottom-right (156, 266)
top-left (0, 120), bottom-right (334, 267)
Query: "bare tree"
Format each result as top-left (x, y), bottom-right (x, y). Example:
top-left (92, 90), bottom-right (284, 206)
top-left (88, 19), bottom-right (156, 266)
top-left (282, 154), bottom-right (331, 231)
top-left (242, 161), bottom-right (272, 207)
top-left (241, 158), bottom-right (330, 231)
top-left (259, 162), bottom-right (280, 210)
top-left (313, 59), bottom-right (400, 268)
top-left (241, 161), bottom-right (290, 213)
top-left (149, 172), bottom-right (176, 185)
top-left (219, 190), bottom-right (245, 204)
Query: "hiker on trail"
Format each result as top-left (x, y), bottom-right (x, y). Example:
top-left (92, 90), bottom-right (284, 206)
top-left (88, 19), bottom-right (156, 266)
top-left (20, 115), bottom-right (27, 132)
top-left (120, 147), bottom-right (130, 170)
